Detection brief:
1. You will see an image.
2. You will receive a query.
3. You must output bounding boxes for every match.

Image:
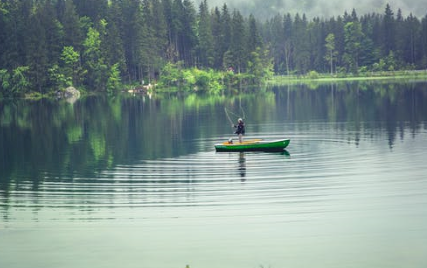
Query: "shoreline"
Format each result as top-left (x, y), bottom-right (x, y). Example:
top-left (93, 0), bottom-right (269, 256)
top-left (268, 70), bottom-right (427, 86)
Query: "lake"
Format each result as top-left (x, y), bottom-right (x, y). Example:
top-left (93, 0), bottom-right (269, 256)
top-left (1, 81), bottom-right (427, 268)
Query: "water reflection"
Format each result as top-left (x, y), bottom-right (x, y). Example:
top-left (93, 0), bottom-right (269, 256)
top-left (238, 152), bottom-right (246, 179)
top-left (1, 82), bottom-right (427, 268)
top-left (281, 150), bottom-right (291, 157)
top-left (1, 81), bottom-right (427, 204)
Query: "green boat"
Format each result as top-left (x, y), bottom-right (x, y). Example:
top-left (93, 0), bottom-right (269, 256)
top-left (215, 138), bottom-right (290, 152)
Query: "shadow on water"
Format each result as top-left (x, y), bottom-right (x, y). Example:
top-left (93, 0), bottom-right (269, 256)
top-left (236, 150), bottom-right (291, 180)
top-left (238, 152), bottom-right (246, 179)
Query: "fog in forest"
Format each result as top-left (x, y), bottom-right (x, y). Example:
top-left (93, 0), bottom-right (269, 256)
top-left (198, 0), bottom-right (427, 19)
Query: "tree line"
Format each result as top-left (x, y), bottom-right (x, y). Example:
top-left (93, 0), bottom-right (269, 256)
top-left (1, 0), bottom-right (427, 96)
top-left (265, 4), bottom-right (427, 75)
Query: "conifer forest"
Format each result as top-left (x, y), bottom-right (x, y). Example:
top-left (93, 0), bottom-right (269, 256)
top-left (1, 0), bottom-right (427, 95)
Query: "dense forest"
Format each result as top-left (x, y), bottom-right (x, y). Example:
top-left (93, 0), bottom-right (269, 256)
top-left (1, 0), bottom-right (427, 95)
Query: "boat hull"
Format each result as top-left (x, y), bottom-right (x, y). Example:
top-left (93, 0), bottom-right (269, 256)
top-left (215, 139), bottom-right (290, 152)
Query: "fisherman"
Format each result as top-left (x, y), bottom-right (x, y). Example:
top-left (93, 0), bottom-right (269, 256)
top-left (233, 118), bottom-right (245, 143)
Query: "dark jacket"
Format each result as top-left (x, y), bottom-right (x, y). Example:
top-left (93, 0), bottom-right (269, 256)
top-left (234, 121), bottom-right (245, 135)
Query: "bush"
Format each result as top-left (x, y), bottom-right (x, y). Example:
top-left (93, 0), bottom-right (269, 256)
top-left (0, 66), bottom-right (31, 96)
top-left (307, 70), bottom-right (319, 79)
top-left (194, 69), bottom-right (209, 89)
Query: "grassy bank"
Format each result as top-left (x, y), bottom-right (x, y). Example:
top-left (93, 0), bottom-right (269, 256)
top-left (268, 70), bottom-right (427, 86)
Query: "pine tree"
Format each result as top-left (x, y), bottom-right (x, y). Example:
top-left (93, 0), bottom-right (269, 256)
top-left (382, 4), bottom-right (396, 57)
top-left (283, 13), bottom-right (293, 75)
top-left (120, 0), bottom-right (145, 82)
top-left (26, 4), bottom-right (50, 92)
top-left (141, 0), bottom-right (168, 81)
top-left (0, 1), bottom-right (9, 69)
top-left (420, 15), bottom-right (427, 67)
top-left (229, 10), bottom-right (246, 73)
top-left (105, 1), bottom-right (127, 76)
top-left (308, 17), bottom-right (327, 72)
top-left (343, 21), bottom-right (364, 73)
top-left (333, 16), bottom-right (346, 70)
top-left (293, 14), bottom-right (310, 74)
top-left (82, 27), bottom-right (108, 90)
top-left (247, 14), bottom-right (269, 80)
top-left (211, 7), bottom-right (223, 69)
top-left (402, 14), bottom-right (421, 66)
top-left (247, 14), bottom-right (262, 53)
top-left (1, 0), bottom-right (33, 70)
top-left (267, 14), bottom-right (285, 73)
top-left (324, 33), bottom-right (337, 74)
top-left (59, 0), bottom-right (83, 50)
top-left (151, 0), bottom-right (168, 67)
top-left (197, 0), bottom-right (214, 68)
top-left (162, 0), bottom-right (177, 62)
top-left (73, 0), bottom-right (108, 22)
top-left (60, 46), bottom-right (81, 87)
top-left (220, 4), bottom-right (232, 70)
top-left (39, 0), bottom-right (64, 67)
top-left (180, 0), bottom-right (198, 66)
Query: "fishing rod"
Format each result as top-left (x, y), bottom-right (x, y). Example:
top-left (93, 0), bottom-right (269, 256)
top-left (224, 107), bottom-right (246, 125)
top-left (240, 105), bottom-right (246, 121)
top-left (225, 107), bottom-right (245, 119)
top-left (224, 107), bottom-right (234, 125)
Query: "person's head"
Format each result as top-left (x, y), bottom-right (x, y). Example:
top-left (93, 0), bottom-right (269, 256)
top-left (238, 118), bottom-right (243, 123)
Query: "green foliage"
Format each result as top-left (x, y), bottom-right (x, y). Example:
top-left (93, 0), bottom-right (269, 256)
top-left (1, 1), bottom-right (427, 95)
top-left (182, 69), bottom-right (196, 86)
top-left (61, 46), bottom-right (80, 67)
top-left (372, 59), bottom-right (386, 72)
top-left (159, 63), bottom-right (225, 93)
top-left (12, 66), bottom-right (31, 94)
top-left (159, 62), bottom-right (184, 87)
top-left (0, 2), bottom-right (8, 15)
top-left (48, 64), bottom-right (68, 89)
top-left (0, 69), bottom-right (11, 95)
top-left (371, 51), bottom-right (398, 72)
top-left (344, 21), bottom-right (364, 73)
top-left (48, 46), bottom-right (81, 90)
top-left (307, 70), bottom-right (320, 79)
top-left (83, 27), bottom-right (108, 91)
top-left (106, 63), bottom-right (122, 93)
top-left (0, 67), bottom-right (31, 96)
top-left (194, 69), bottom-right (209, 88)
top-left (83, 27), bottom-right (101, 56)
top-left (385, 51), bottom-right (397, 71)
top-left (61, 46), bottom-right (82, 86)
top-left (246, 46), bottom-right (274, 84)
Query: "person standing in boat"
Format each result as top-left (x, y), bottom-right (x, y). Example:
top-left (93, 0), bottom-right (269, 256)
top-left (233, 118), bottom-right (245, 143)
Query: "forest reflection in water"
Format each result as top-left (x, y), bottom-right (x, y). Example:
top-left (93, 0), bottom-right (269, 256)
top-left (1, 81), bottom-right (427, 268)
top-left (1, 81), bottom-right (426, 184)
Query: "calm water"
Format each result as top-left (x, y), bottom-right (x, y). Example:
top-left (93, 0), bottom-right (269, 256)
top-left (1, 82), bottom-right (427, 268)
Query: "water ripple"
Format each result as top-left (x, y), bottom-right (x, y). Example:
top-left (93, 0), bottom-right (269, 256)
top-left (2, 131), bottom-right (427, 226)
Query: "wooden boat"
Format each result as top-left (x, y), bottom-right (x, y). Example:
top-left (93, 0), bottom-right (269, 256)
top-left (215, 138), bottom-right (290, 152)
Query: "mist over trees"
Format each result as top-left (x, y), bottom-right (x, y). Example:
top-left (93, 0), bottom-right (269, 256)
top-left (1, 0), bottom-right (427, 95)
top-left (195, 0), bottom-right (427, 20)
